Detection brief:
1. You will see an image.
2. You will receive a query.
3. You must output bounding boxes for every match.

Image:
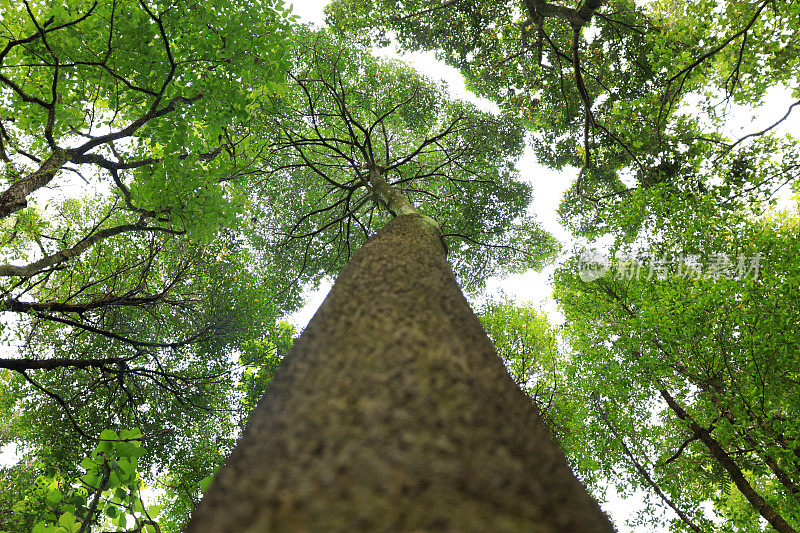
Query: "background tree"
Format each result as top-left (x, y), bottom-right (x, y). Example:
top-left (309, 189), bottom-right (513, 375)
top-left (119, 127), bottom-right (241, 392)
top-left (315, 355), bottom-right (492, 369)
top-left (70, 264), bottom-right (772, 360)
top-left (0, 0), bottom-right (297, 529)
top-left (551, 207), bottom-right (800, 532)
top-left (479, 299), bottom-right (566, 430)
top-left (4, 429), bottom-right (160, 533)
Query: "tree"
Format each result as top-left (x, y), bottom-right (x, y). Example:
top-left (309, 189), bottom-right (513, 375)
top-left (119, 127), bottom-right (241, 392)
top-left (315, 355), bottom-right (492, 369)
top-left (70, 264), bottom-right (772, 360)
top-left (325, 0), bottom-right (800, 529)
top-left (186, 34), bottom-right (613, 530)
top-left (0, 0), bottom-right (296, 529)
top-left (478, 207), bottom-right (800, 532)
top-left (188, 213), bottom-right (613, 531)
top-left (550, 209), bottom-right (800, 532)
top-left (249, 29), bottom-right (556, 294)
top-left (1, 11), bottom-right (588, 531)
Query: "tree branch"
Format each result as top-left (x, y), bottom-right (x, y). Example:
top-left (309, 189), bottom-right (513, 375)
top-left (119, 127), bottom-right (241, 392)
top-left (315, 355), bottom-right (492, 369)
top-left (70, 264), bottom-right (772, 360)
top-left (0, 223), bottom-right (183, 278)
top-left (0, 355), bottom-right (136, 372)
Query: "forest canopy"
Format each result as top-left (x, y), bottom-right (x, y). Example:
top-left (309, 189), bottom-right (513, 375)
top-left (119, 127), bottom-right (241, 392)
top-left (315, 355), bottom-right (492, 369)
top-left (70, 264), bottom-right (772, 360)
top-left (1, 0), bottom-right (799, 531)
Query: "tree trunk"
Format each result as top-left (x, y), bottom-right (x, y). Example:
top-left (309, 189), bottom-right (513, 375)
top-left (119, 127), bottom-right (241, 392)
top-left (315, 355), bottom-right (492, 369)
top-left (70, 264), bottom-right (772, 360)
top-left (186, 214), bottom-right (613, 532)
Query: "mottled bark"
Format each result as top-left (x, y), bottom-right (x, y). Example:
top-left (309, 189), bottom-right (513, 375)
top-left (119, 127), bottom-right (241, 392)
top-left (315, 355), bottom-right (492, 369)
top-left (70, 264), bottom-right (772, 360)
top-left (187, 214), bottom-right (613, 532)
top-left (0, 148), bottom-right (68, 219)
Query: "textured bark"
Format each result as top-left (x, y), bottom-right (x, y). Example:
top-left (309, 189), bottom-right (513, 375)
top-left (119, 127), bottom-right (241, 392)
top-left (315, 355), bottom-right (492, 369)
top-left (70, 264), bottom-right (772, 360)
top-left (187, 214), bottom-right (614, 532)
top-left (0, 148), bottom-right (68, 219)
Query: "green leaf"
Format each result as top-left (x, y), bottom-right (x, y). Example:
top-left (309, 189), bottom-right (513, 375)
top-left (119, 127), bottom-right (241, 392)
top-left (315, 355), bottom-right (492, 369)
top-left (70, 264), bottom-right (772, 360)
top-left (81, 473), bottom-right (100, 488)
top-left (57, 512), bottom-right (81, 533)
top-left (199, 474), bottom-right (214, 493)
top-left (58, 512), bottom-right (76, 527)
top-left (46, 489), bottom-right (64, 505)
top-left (108, 471), bottom-right (122, 489)
top-left (119, 428), bottom-right (142, 440)
top-left (96, 440), bottom-right (113, 456)
top-left (99, 429), bottom-right (118, 441)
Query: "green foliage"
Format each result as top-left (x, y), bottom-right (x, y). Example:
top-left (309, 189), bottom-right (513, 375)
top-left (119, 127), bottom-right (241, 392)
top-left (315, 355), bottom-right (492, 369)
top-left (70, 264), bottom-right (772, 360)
top-left (237, 320), bottom-right (295, 419)
top-left (5, 0), bottom-right (797, 530)
top-left (250, 29), bottom-right (556, 294)
top-left (551, 207), bottom-right (800, 531)
top-left (479, 300), bottom-right (563, 422)
top-left (481, 204), bottom-right (800, 530)
top-left (2, 429), bottom-right (160, 533)
top-left (0, 1), bottom-right (298, 529)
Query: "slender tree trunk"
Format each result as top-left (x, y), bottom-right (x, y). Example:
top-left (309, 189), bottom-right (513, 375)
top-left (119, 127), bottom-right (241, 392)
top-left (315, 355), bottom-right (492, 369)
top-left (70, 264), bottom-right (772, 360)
top-left (596, 402), bottom-right (707, 533)
top-left (656, 384), bottom-right (797, 533)
top-left (187, 214), bottom-right (613, 532)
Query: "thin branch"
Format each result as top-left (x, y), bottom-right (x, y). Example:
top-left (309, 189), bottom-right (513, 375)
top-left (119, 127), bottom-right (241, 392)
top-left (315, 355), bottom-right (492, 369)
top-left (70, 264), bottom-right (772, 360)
top-left (0, 223), bottom-right (184, 278)
top-left (389, 0), bottom-right (463, 23)
top-left (723, 100), bottom-right (800, 154)
top-left (595, 401), bottom-right (708, 533)
top-left (0, 355), bottom-right (137, 372)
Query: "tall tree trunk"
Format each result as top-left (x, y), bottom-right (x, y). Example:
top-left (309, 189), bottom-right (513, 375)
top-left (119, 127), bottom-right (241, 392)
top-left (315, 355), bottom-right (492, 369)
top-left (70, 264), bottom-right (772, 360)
top-left (186, 214), bottom-right (613, 532)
